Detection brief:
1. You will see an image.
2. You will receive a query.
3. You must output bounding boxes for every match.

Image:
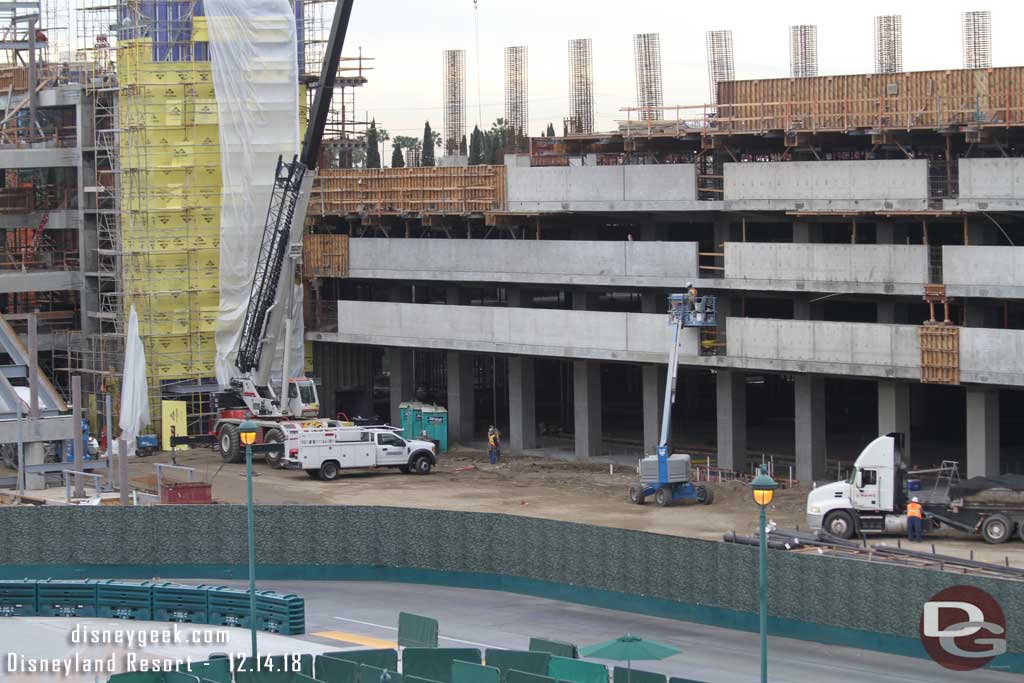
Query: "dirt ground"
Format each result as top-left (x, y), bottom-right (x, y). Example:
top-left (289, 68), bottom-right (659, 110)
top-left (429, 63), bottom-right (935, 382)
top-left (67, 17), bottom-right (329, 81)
top-left (20, 445), bottom-right (1002, 567)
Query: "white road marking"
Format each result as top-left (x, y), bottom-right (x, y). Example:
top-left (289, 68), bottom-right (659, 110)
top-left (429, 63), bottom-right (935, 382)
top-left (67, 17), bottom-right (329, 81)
top-left (332, 616), bottom-right (504, 650)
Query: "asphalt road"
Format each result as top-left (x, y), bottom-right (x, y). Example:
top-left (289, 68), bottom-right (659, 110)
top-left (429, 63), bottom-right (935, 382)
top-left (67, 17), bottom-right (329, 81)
top-left (210, 579), bottom-right (1016, 683)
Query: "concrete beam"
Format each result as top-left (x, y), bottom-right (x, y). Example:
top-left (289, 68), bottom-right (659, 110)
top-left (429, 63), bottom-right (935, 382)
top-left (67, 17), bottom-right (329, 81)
top-left (0, 147), bottom-right (79, 169)
top-left (966, 388), bottom-right (1000, 477)
top-left (795, 376), bottom-right (827, 484)
top-left (0, 270), bottom-right (83, 294)
top-left (716, 370), bottom-right (747, 471)
top-left (508, 356), bottom-right (536, 452)
top-left (573, 360), bottom-right (601, 459)
top-left (0, 210), bottom-right (80, 230)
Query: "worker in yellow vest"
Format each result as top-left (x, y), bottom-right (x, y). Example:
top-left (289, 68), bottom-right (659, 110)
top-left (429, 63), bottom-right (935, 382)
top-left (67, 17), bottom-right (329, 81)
top-left (488, 425), bottom-right (501, 465)
top-left (907, 496), bottom-right (924, 542)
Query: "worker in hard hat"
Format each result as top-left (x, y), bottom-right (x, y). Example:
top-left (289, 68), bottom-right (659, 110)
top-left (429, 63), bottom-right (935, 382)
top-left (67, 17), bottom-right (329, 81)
top-left (906, 496), bottom-right (924, 542)
top-left (487, 425), bottom-right (501, 465)
top-left (686, 282), bottom-right (702, 322)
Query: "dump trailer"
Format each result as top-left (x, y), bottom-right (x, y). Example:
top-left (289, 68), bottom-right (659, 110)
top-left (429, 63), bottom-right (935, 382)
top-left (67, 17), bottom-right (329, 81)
top-left (806, 434), bottom-right (1024, 544)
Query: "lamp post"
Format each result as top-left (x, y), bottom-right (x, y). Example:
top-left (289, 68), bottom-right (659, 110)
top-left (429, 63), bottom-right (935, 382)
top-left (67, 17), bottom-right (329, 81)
top-left (751, 465), bottom-right (778, 683)
top-left (238, 419), bottom-right (259, 662)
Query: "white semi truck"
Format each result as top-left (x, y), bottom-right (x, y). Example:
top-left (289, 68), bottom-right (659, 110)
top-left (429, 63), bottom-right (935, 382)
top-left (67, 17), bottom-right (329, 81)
top-left (807, 433), bottom-right (1024, 544)
top-left (279, 422), bottom-right (437, 481)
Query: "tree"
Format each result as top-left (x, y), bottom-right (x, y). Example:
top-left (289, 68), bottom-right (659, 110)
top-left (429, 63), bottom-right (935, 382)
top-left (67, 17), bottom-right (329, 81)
top-left (422, 121), bottom-right (437, 167)
top-left (459, 134), bottom-right (467, 156)
top-left (391, 145), bottom-right (405, 168)
top-left (468, 125), bottom-right (483, 165)
top-left (365, 120), bottom-right (381, 169)
top-left (546, 122), bottom-right (556, 137)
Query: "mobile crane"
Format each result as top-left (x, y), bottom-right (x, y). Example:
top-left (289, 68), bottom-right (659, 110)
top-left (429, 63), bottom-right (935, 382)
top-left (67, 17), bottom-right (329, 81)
top-left (210, 0), bottom-right (356, 464)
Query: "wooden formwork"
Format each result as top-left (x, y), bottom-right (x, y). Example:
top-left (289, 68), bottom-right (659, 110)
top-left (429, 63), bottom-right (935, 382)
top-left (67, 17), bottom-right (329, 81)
top-left (919, 325), bottom-right (960, 385)
top-left (303, 234), bottom-right (349, 279)
top-left (714, 67), bottom-right (1024, 133)
top-left (311, 166), bottom-right (507, 216)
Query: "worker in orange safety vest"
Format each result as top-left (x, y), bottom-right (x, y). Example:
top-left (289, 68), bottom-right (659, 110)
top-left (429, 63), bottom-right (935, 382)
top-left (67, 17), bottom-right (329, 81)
top-left (907, 496), bottom-right (924, 542)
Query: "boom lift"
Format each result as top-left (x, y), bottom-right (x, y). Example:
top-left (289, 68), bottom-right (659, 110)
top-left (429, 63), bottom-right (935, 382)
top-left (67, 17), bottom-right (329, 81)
top-left (211, 0), bottom-right (356, 464)
top-left (628, 293), bottom-right (717, 507)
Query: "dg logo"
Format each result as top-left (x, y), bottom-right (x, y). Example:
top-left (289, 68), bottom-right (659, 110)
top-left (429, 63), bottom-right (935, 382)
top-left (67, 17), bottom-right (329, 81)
top-left (920, 585), bottom-right (1007, 671)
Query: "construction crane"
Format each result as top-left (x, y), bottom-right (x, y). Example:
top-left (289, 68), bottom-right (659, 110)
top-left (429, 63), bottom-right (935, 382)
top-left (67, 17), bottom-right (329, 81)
top-left (210, 0), bottom-right (356, 465)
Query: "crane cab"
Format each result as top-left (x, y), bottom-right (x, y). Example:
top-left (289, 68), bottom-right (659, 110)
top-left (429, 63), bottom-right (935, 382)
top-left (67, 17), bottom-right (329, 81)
top-left (286, 378), bottom-right (320, 418)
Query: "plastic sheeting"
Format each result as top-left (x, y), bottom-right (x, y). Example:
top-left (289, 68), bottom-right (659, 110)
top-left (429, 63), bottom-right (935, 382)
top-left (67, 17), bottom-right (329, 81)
top-left (206, 0), bottom-right (304, 387)
top-left (119, 305), bottom-right (150, 457)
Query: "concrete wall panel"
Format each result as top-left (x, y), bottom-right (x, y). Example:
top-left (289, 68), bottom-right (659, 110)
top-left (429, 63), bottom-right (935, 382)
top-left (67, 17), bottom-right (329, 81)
top-left (943, 247), bottom-right (1024, 286)
top-left (725, 244), bottom-right (927, 286)
top-left (961, 328), bottom-right (1024, 385)
top-left (724, 160), bottom-right (928, 201)
top-left (958, 158), bottom-right (1024, 199)
top-left (348, 239), bottom-right (699, 287)
top-left (623, 164), bottom-right (697, 201)
top-left (507, 164), bottom-right (698, 211)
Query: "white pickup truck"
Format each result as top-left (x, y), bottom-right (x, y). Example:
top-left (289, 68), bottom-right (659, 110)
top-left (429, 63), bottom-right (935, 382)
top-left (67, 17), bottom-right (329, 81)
top-left (280, 422), bottom-right (438, 481)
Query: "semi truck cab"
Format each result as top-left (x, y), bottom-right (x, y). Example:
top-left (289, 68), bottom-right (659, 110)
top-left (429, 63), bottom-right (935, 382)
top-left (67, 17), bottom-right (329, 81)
top-left (806, 433), bottom-right (908, 539)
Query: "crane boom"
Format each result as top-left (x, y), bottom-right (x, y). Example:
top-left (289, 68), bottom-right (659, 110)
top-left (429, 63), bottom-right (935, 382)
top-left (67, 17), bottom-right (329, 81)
top-left (233, 0), bottom-right (355, 395)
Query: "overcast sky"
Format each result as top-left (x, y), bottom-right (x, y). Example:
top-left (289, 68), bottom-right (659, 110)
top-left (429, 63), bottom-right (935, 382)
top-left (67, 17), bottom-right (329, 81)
top-left (347, 1), bottom-right (1024, 146)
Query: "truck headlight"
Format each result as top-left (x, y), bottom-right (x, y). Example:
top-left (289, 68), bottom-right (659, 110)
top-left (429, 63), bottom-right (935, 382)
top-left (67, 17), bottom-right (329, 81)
top-left (809, 506), bottom-right (821, 514)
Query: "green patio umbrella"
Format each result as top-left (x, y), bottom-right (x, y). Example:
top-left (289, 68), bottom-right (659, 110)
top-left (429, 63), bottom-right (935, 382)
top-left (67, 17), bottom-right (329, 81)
top-left (580, 634), bottom-right (680, 683)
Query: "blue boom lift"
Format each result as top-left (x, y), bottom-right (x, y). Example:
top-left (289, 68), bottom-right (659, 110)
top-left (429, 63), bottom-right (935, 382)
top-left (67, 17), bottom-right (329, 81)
top-left (628, 293), bottom-right (717, 507)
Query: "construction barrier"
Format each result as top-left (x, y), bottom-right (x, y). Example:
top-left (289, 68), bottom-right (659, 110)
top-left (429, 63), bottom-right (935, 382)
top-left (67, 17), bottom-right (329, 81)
top-left (528, 638), bottom-right (577, 660)
top-left (360, 663), bottom-right (403, 683)
top-left (3, 506), bottom-right (1022, 669)
top-left (179, 658), bottom-right (232, 683)
top-left (0, 579), bottom-right (304, 634)
top-left (547, 657), bottom-right (607, 683)
top-left (451, 661), bottom-right (500, 683)
top-left (399, 612), bottom-right (440, 648)
top-left (483, 651), bottom-right (551, 682)
top-left (108, 673), bottom-right (200, 683)
top-left (612, 669), bottom-right (664, 683)
top-left (320, 650), bottom-right (398, 672)
top-left (0, 579), bottom-right (37, 616)
top-left (506, 671), bottom-right (553, 683)
top-left (402, 649), bottom-right (481, 683)
top-left (312, 656), bottom-right (359, 683)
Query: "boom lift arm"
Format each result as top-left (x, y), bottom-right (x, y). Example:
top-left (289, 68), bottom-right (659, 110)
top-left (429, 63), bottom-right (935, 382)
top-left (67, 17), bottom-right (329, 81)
top-left (229, 0), bottom-right (355, 416)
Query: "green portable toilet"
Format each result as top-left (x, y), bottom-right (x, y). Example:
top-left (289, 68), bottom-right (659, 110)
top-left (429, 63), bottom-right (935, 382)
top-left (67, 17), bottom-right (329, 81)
top-left (399, 402), bottom-right (424, 441)
top-left (422, 404), bottom-right (448, 453)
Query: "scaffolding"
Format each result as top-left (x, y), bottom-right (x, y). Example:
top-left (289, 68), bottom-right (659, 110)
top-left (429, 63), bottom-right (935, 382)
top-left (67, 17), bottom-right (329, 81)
top-left (962, 10), bottom-right (992, 70)
top-left (633, 33), bottom-right (663, 121)
top-left (874, 15), bottom-right (903, 74)
top-left (567, 38), bottom-right (593, 134)
top-left (789, 25), bottom-right (817, 78)
top-left (706, 30), bottom-right (734, 105)
top-left (442, 49), bottom-right (466, 156)
top-left (504, 45), bottom-right (527, 147)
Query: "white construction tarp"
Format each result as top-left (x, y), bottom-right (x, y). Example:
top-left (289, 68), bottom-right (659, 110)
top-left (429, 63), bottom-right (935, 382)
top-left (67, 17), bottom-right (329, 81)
top-left (206, 0), bottom-right (304, 386)
top-left (119, 305), bottom-right (150, 456)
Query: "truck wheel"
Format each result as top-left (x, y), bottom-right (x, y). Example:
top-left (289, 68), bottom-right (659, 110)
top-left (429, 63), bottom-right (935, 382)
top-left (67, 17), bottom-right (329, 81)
top-left (412, 454), bottom-right (432, 475)
top-left (628, 484), bottom-right (645, 505)
top-left (824, 511), bottom-right (856, 540)
top-left (263, 428), bottom-right (284, 468)
top-left (305, 470), bottom-right (320, 479)
top-left (654, 487), bottom-right (671, 507)
top-left (981, 514), bottom-right (1011, 544)
top-left (318, 461), bottom-right (340, 481)
top-left (1017, 522), bottom-right (1024, 543)
top-left (399, 465), bottom-right (411, 474)
top-left (218, 424), bottom-right (241, 463)
top-left (697, 485), bottom-right (714, 505)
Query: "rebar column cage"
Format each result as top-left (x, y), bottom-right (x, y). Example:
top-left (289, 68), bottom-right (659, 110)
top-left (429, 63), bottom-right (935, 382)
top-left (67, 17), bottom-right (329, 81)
top-left (633, 33), bottom-right (663, 121)
top-left (568, 37), bottom-right (593, 134)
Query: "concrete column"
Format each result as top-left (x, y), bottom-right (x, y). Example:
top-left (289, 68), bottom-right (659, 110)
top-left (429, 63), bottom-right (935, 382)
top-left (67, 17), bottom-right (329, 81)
top-left (966, 388), bottom-right (1000, 477)
top-left (23, 442), bottom-right (46, 491)
top-left (640, 221), bottom-right (657, 241)
top-left (642, 364), bottom-right (665, 455)
top-left (572, 288), bottom-right (600, 311)
top-left (876, 222), bottom-right (895, 244)
top-left (506, 288), bottom-right (528, 308)
top-left (446, 351), bottom-right (476, 444)
top-left (877, 381), bottom-right (911, 463)
top-left (793, 221), bottom-right (813, 243)
top-left (713, 219), bottom-right (732, 249)
top-left (793, 296), bottom-right (823, 321)
top-left (963, 300), bottom-right (988, 327)
top-left (794, 376), bottom-right (827, 483)
top-left (877, 301), bottom-right (896, 324)
top-left (508, 356), bottom-right (536, 452)
top-left (389, 348), bottom-right (414, 426)
top-left (716, 370), bottom-right (747, 471)
top-left (573, 360), bottom-right (602, 459)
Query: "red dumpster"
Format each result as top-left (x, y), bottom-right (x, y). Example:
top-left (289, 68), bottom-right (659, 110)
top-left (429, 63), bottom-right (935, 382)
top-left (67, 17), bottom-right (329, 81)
top-left (159, 481), bottom-right (213, 504)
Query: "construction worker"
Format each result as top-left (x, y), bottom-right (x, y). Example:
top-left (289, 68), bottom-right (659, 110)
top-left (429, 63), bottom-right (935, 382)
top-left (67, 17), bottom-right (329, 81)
top-left (686, 282), bottom-right (703, 322)
top-left (907, 496), bottom-right (924, 542)
top-left (487, 425), bottom-right (501, 465)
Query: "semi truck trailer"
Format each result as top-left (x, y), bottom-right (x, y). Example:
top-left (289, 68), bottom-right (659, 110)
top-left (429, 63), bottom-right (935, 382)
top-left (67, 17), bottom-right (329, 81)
top-left (806, 433), bottom-right (1024, 544)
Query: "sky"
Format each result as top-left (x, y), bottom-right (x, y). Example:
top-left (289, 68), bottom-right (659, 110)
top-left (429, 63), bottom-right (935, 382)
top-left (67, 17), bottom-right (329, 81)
top-left (346, 0), bottom-right (1024, 153)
